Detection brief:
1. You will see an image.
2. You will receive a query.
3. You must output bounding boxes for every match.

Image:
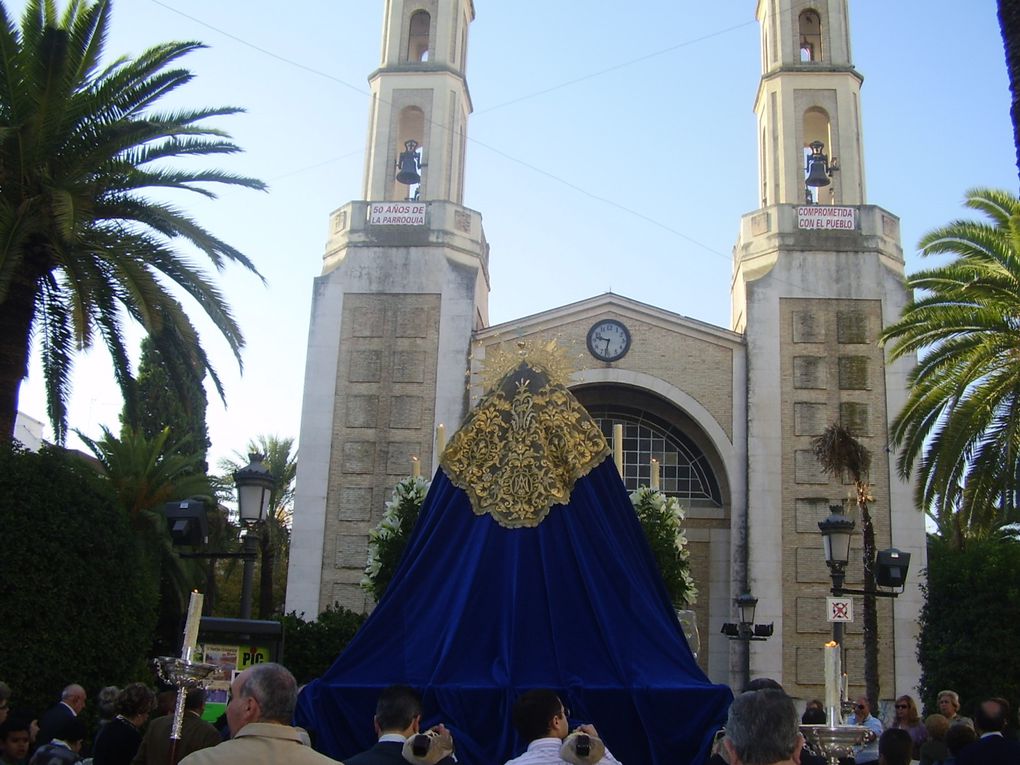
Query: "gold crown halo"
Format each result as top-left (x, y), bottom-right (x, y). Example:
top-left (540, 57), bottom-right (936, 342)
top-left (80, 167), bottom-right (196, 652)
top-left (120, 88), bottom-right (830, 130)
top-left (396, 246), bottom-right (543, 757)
top-left (474, 336), bottom-right (578, 394)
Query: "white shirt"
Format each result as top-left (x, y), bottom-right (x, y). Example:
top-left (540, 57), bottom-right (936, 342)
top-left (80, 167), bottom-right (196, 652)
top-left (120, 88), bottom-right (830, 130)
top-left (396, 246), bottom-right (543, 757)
top-left (504, 736), bottom-right (622, 765)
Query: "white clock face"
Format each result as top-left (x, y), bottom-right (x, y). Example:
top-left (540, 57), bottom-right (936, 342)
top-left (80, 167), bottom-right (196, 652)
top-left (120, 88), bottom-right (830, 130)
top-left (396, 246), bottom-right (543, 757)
top-left (587, 320), bottom-right (631, 361)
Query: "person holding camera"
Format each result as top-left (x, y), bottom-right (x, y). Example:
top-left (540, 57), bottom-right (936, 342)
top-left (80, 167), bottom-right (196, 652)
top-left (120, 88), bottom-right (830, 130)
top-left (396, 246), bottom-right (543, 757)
top-left (504, 690), bottom-right (621, 765)
top-left (343, 685), bottom-right (455, 765)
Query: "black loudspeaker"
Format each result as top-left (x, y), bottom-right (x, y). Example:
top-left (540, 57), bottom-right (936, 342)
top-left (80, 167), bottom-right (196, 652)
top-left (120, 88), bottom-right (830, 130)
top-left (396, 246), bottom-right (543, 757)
top-left (876, 547), bottom-right (911, 588)
top-left (162, 499), bottom-right (208, 546)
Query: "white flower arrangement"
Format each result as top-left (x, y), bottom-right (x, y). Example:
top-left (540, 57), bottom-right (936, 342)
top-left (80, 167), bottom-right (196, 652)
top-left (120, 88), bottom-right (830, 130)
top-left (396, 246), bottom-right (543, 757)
top-left (361, 475), bottom-right (431, 600)
top-left (630, 486), bottom-right (698, 607)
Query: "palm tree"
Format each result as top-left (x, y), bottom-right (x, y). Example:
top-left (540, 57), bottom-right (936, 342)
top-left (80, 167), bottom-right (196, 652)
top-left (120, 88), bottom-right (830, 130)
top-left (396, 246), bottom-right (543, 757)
top-left (77, 424), bottom-right (213, 625)
top-left (812, 422), bottom-right (880, 711)
top-left (881, 188), bottom-right (1020, 546)
top-left (999, 0), bottom-right (1020, 188)
top-left (0, 0), bottom-right (266, 443)
top-left (78, 425), bottom-right (211, 520)
top-left (218, 435), bottom-right (297, 619)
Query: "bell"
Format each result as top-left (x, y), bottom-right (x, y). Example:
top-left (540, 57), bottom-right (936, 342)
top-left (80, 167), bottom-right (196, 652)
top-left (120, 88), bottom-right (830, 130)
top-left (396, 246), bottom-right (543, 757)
top-left (805, 156), bottom-right (830, 187)
top-left (395, 140), bottom-right (421, 185)
top-left (396, 160), bottom-right (420, 185)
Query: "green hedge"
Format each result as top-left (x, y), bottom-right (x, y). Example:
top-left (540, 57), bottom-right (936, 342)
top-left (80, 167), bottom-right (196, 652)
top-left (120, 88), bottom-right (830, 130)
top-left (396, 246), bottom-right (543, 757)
top-left (918, 536), bottom-right (1020, 716)
top-left (0, 445), bottom-right (157, 716)
top-left (280, 604), bottom-right (367, 685)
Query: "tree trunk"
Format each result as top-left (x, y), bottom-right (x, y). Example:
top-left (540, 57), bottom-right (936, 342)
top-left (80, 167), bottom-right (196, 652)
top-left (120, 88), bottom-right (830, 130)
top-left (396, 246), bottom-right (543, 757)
top-left (998, 0), bottom-right (1020, 189)
top-left (258, 525), bottom-right (274, 619)
top-left (860, 502), bottom-right (880, 711)
top-left (204, 560), bottom-right (218, 615)
top-left (0, 273), bottom-right (40, 441)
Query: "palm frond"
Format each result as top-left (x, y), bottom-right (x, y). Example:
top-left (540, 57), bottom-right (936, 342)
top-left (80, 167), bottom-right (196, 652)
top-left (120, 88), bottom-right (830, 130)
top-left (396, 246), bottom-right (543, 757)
top-left (882, 188), bottom-right (1020, 540)
top-left (812, 422), bottom-right (871, 484)
top-left (0, 1), bottom-right (264, 441)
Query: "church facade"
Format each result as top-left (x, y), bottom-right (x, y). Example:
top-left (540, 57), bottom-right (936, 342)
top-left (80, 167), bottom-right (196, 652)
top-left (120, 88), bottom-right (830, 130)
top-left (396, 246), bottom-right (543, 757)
top-left (286, 0), bottom-right (926, 700)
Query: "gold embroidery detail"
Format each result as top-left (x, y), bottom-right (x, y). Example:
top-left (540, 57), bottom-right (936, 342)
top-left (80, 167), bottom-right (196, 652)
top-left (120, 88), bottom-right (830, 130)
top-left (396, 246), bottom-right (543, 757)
top-left (441, 360), bottom-right (610, 528)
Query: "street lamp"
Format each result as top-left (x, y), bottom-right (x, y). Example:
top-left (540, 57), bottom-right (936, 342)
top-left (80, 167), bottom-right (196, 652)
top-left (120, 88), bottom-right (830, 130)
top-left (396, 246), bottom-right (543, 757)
top-left (722, 592), bottom-right (774, 641)
top-left (234, 453), bottom-right (273, 620)
top-left (818, 504), bottom-right (855, 646)
top-left (818, 504), bottom-right (911, 645)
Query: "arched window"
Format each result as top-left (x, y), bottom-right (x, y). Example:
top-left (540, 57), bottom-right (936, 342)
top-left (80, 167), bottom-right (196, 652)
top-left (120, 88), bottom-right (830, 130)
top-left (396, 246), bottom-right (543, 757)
top-left (407, 10), bottom-right (430, 62)
top-left (393, 106), bottom-right (425, 200)
top-left (587, 405), bottom-right (723, 507)
top-left (799, 9), bottom-right (822, 62)
top-left (803, 106), bottom-right (832, 203)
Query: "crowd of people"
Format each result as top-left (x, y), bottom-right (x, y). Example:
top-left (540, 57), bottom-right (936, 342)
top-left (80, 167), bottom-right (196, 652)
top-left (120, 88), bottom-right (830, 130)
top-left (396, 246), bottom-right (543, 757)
top-left (1, 671), bottom-right (1018, 765)
top-left (768, 685), bottom-right (1019, 765)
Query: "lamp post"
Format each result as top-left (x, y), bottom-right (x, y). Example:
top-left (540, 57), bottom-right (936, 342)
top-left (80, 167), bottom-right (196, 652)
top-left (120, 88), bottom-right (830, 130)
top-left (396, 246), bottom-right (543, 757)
top-left (722, 592), bottom-right (774, 641)
top-left (818, 504), bottom-right (855, 646)
top-left (736, 593), bottom-right (757, 638)
top-left (234, 453), bottom-right (273, 620)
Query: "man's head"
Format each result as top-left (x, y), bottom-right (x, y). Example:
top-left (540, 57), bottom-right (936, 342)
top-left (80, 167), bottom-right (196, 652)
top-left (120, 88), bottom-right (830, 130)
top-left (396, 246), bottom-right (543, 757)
top-left (853, 696), bottom-right (871, 719)
top-left (54, 718), bottom-right (87, 752)
top-left (61, 685), bottom-right (86, 715)
top-left (974, 698), bottom-right (1009, 734)
top-left (183, 689), bottom-right (207, 714)
top-left (924, 714), bottom-right (949, 741)
top-left (374, 685), bottom-right (422, 736)
top-left (877, 728), bottom-right (911, 765)
top-left (723, 689), bottom-right (802, 765)
top-left (937, 690), bottom-right (960, 718)
top-left (743, 678), bottom-right (783, 693)
top-left (225, 663), bottom-right (297, 736)
top-left (944, 722), bottom-right (977, 756)
top-left (801, 706), bottom-right (826, 725)
top-left (512, 690), bottom-right (569, 744)
top-left (0, 718), bottom-right (31, 762)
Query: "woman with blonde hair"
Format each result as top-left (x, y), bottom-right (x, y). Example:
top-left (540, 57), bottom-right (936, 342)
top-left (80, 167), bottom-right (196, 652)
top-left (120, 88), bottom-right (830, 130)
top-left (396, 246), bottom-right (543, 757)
top-left (891, 695), bottom-right (927, 760)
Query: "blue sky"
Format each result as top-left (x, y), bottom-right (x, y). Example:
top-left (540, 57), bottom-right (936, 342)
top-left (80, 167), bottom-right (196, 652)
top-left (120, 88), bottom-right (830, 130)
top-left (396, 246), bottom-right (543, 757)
top-left (12, 1), bottom-right (1017, 468)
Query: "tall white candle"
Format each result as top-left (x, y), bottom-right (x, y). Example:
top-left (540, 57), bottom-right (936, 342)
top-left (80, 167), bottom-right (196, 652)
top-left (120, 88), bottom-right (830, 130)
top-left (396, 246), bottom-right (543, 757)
top-left (436, 424), bottom-right (446, 456)
top-left (412, 456), bottom-right (421, 478)
top-left (613, 424), bottom-right (624, 478)
top-left (824, 641), bottom-right (841, 716)
top-left (650, 458), bottom-right (660, 490)
top-left (180, 591), bottom-right (203, 662)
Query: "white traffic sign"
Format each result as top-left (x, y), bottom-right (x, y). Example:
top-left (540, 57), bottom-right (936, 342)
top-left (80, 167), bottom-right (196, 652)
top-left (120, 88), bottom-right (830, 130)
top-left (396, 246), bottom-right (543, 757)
top-left (827, 597), bottom-right (853, 623)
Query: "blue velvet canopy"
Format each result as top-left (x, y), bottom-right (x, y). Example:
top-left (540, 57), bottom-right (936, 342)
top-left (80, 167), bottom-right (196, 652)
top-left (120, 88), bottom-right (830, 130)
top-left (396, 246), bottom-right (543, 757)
top-left (294, 458), bottom-right (733, 764)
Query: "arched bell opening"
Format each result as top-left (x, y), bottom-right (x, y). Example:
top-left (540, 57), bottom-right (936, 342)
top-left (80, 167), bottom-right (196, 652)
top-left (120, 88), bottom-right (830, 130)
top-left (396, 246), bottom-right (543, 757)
top-left (406, 9), bottom-right (431, 63)
top-left (392, 106), bottom-right (425, 201)
top-left (802, 106), bottom-right (835, 204)
top-left (799, 9), bottom-right (822, 62)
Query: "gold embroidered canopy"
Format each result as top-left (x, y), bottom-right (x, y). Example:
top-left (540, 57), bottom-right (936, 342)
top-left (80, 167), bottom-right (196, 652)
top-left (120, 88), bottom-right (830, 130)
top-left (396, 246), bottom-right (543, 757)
top-left (440, 359), bottom-right (610, 528)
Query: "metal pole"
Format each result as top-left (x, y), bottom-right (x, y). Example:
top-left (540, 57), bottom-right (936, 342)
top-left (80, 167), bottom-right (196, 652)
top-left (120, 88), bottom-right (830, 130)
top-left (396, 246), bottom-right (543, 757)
top-left (830, 565), bottom-right (845, 646)
top-left (240, 528), bottom-right (257, 620)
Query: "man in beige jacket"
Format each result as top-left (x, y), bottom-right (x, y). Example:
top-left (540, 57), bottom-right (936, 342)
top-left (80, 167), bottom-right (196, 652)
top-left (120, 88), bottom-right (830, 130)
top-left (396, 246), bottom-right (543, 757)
top-left (179, 664), bottom-right (342, 765)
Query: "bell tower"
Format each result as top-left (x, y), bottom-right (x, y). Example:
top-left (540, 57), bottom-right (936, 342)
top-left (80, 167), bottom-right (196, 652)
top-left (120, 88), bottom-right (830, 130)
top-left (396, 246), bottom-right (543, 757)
top-left (287, 0), bottom-right (488, 617)
top-left (755, 0), bottom-right (865, 207)
top-left (362, 0), bottom-right (472, 204)
top-left (732, 1), bottom-right (925, 699)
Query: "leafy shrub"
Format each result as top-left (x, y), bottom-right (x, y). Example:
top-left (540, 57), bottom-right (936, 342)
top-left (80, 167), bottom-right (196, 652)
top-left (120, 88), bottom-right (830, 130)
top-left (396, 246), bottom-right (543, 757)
top-left (280, 604), bottom-right (367, 684)
top-left (918, 536), bottom-right (1020, 716)
top-left (0, 444), bottom-right (157, 716)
